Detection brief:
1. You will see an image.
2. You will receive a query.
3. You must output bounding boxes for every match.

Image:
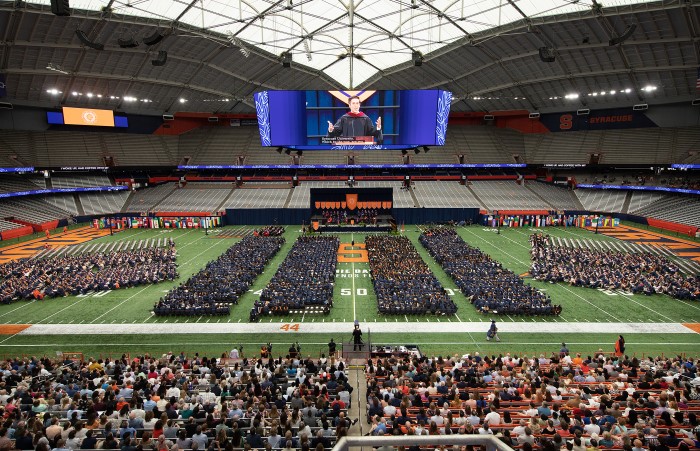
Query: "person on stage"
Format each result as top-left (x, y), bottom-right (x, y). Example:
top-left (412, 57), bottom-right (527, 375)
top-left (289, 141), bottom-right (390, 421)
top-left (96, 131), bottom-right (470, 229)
top-left (327, 96), bottom-right (383, 142)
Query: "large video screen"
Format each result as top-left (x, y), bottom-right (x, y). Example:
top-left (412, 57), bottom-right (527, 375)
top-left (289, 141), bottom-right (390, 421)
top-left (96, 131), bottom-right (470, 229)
top-left (254, 90), bottom-right (451, 150)
top-left (62, 107), bottom-right (115, 127)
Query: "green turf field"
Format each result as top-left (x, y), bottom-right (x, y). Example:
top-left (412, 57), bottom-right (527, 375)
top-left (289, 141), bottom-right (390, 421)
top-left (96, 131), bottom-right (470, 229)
top-left (0, 224), bottom-right (698, 358)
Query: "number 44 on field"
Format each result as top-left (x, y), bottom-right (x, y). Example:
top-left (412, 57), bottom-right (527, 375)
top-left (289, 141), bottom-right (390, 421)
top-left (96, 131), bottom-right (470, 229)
top-left (280, 324), bottom-right (300, 331)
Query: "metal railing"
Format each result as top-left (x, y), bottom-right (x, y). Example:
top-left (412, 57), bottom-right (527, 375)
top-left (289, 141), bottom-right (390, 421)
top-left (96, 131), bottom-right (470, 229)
top-left (332, 434), bottom-right (515, 451)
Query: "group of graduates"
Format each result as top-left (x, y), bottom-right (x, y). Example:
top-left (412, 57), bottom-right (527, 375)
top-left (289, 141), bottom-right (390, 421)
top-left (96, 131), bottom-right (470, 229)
top-left (419, 227), bottom-right (561, 316)
top-left (254, 236), bottom-right (339, 319)
top-left (153, 236), bottom-right (284, 316)
top-left (529, 233), bottom-right (700, 301)
top-left (366, 235), bottom-right (457, 315)
top-left (0, 350), bottom-right (356, 451)
top-left (320, 208), bottom-right (380, 225)
top-left (0, 242), bottom-right (178, 304)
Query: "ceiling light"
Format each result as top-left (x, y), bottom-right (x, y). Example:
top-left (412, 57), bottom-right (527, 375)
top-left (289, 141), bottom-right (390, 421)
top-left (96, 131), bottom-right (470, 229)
top-left (643, 85), bottom-right (657, 92)
top-left (72, 92), bottom-right (79, 96)
top-left (609, 90), bottom-right (616, 94)
top-left (591, 92), bottom-right (598, 96)
top-left (179, 98), bottom-right (187, 103)
top-left (565, 93), bottom-right (579, 99)
top-left (599, 91), bottom-right (606, 95)
top-left (624, 88), bottom-right (632, 93)
top-left (110, 96), bottom-right (115, 99)
top-left (86, 93), bottom-right (93, 98)
top-left (97, 94), bottom-right (102, 98)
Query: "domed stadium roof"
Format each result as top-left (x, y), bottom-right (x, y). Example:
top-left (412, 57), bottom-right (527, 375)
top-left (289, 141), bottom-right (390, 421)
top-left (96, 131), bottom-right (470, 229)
top-left (0, 0), bottom-right (697, 114)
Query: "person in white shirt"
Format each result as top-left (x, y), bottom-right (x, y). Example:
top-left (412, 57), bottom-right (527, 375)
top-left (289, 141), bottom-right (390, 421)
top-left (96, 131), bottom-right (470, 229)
top-left (478, 423), bottom-right (493, 435)
top-left (584, 422), bottom-right (601, 435)
top-left (166, 385), bottom-right (180, 399)
top-left (430, 413), bottom-right (445, 426)
top-left (484, 409), bottom-right (501, 426)
top-left (512, 420), bottom-right (527, 437)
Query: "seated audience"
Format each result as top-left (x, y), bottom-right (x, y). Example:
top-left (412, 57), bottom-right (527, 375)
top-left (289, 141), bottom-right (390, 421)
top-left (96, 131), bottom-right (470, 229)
top-left (530, 233), bottom-right (699, 301)
top-left (154, 236), bottom-right (284, 316)
top-left (420, 227), bottom-right (560, 315)
top-left (254, 236), bottom-right (339, 317)
top-left (366, 235), bottom-right (457, 315)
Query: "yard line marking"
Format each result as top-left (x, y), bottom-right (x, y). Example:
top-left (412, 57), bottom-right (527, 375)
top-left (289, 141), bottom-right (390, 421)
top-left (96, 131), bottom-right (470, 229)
top-left (0, 300), bottom-right (36, 319)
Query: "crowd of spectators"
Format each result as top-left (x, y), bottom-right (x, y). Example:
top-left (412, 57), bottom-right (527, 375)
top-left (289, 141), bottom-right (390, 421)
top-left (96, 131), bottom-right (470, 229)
top-left (154, 237), bottom-right (284, 316)
top-left (1, 242), bottom-right (178, 304)
top-left (530, 234), bottom-right (699, 301)
top-left (419, 228), bottom-right (561, 316)
top-left (319, 209), bottom-right (381, 225)
top-left (0, 350), bottom-right (355, 451)
top-left (365, 235), bottom-right (457, 315)
top-left (255, 236), bottom-right (339, 318)
top-left (365, 349), bottom-right (700, 451)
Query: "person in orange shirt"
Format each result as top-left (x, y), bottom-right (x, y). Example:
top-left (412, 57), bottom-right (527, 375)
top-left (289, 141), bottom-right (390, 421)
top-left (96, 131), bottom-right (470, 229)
top-left (572, 353), bottom-right (583, 367)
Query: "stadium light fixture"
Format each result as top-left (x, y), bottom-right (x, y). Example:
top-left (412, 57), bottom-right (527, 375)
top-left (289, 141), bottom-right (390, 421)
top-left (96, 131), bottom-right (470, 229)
top-left (179, 98), bottom-right (187, 103)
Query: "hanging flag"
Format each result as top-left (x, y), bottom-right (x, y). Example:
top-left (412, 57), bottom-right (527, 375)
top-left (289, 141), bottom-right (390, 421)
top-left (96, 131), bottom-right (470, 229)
top-left (315, 202), bottom-right (321, 209)
top-left (346, 194), bottom-right (358, 210)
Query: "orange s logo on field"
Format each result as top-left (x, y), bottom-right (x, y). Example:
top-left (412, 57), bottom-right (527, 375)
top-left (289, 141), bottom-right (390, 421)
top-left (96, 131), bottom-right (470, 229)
top-left (337, 243), bottom-right (368, 263)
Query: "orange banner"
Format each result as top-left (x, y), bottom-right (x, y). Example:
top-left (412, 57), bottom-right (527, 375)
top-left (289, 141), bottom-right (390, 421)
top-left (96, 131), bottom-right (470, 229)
top-left (62, 107), bottom-right (115, 127)
top-left (350, 219), bottom-right (355, 225)
top-left (315, 202), bottom-right (321, 209)
top-left (341, 202), bottom-right (346, 209)
top-left (346, 194), bottom-right (358, 210)
top-left (312, 221), bottom-right (319, 231)
top-left (335, 202), bottom-right (341, 209)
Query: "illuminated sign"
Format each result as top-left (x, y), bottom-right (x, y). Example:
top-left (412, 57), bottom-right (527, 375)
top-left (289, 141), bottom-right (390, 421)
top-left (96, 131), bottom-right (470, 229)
top-left (62, 107), bottom-right (115, 127)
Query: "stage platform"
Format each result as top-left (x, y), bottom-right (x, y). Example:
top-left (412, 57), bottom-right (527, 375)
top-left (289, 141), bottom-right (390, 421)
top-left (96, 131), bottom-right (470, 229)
top-left (311, 214), bottom-right (394, 232)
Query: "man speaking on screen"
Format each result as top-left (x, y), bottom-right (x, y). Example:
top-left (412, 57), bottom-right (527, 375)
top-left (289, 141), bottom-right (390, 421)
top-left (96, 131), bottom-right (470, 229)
top-left (327, 95), bottom-right (383, 143)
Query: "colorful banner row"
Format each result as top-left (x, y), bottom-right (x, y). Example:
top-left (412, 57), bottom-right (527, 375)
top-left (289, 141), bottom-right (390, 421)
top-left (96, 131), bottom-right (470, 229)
top-left (314, 201), bottom-right (391, 210)
top-left (92, 216), bottom-right (222, 230)
top-left (483, 214), bottom-right (619, 228)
